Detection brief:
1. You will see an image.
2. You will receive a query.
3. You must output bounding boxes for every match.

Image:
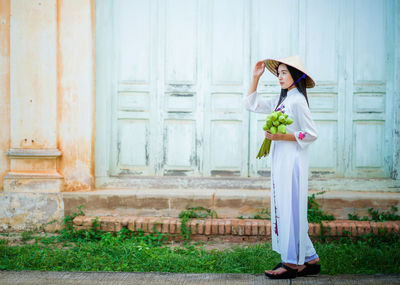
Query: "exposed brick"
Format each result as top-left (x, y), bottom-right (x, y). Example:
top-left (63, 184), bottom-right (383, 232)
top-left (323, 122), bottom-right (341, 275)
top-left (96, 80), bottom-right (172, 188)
top-left (251, 221), bottom-right (258, 236)
top-left (176, 220), bottom-right (182, 234)
top-left (383, 221), bottom-right (396, 234)
top-left (189, 220), bottom-right (198, 235)
top-left (72, 216), bottom-right (398, 241)
top-left (355, 221), bottom-right (370, 236)
top-left (363, 221), bottom-right (373, 235)
top-left (218, 220), bottom-right (225, 235)
top-left (205, 220), bottom-right (212, 235)
top-left (378, 221), bottom-right (387, 234)
top-left (314, 221), bottom-right (323, 236)
top-left (197, 220), bottom-right (205, 235)
top-left (225, 220), bottom-right (232, 235)
top-left (343, 221), bottom-right (357, 236)
top-left (114, 222), bottom-right (122, 232)
top-left (308, 223), bottom-right (317, 236)
top-left (135, 217), bottom-right (145, 232)
top-left (100, 218), bottom-right (114, 232)
top-left (148, 218), bottom-right (162, 233)
top-left (73, 216), bottom-right (84, 226)
top-left (157, 219), bottom-right (164, 233)
top-left (147, 218), bottom-right (156, 233)
top-left (161, 219), bottom-right (170, 234)
top-left (258, 221), bottom-right (266, 236)
top-left (321, 221), bottom-right (335, 236)
top-left (127, 218), bottom-right (136, 232)
top-left (238, 220), bottom-right (245, 236)
top-left (370, 222), bottom-right (379, 235)
top-left (265, 220), bottom-right (271, 236)
top-left (342, 221), bottom-right (353, 235)
top-left (231, 219), bottom-right (239, 235)
top-left (74, 225), bottom-right (87, 231)
top-left (211, 219), bottom-right (219, 235)
top-left (82, 217), bottom-right (96, 227)
top-left (169, 219), bottom-right (177, 234)
top-left (244, 221), bottom-right (252, 236)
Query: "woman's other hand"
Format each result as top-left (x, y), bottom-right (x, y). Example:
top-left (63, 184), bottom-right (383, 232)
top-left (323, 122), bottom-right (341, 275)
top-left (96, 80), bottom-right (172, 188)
top-left (265, 130), bottom-right (281, 141)
top-left (266, 131), bottom-right (296, 141)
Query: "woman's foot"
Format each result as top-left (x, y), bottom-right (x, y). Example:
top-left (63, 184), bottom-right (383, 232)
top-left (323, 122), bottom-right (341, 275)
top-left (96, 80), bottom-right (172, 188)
top-left (297, 258), bottom-right (321, 277)
top-left (297, 257), bottom-right (319, 273)
top-left (264, 263), bottom-right (298, 276)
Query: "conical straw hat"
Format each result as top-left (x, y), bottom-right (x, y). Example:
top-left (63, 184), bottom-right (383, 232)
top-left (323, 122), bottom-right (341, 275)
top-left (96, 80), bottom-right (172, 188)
top-left (265, 55), bottom-right (315, 88)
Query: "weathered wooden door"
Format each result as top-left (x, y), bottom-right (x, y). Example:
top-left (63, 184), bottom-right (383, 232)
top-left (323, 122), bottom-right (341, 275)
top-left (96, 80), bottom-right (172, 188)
top-left (248, 0), bottom-right (395, 179)
top-left (95, 0), bottom-right (396, 183)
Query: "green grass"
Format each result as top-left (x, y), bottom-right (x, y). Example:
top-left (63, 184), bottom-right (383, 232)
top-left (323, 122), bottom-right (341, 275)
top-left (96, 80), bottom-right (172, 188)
top-left (1, 204), bottom-right (398, 274)
top-left (1, 230), bottom-right (399, 274)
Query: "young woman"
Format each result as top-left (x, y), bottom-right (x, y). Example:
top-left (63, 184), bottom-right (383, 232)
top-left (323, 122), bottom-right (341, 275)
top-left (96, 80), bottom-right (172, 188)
top-left (243, 55), bottom-right (321, 279)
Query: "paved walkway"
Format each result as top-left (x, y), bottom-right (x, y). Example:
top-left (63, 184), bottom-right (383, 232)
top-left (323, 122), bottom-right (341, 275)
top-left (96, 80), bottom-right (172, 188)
top-left (1, 271), bottom-right (400, 285)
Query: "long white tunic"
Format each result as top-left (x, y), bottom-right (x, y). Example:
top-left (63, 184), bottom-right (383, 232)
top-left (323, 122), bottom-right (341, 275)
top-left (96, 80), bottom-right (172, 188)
top-left (243, 88), bottom-right (318, 265)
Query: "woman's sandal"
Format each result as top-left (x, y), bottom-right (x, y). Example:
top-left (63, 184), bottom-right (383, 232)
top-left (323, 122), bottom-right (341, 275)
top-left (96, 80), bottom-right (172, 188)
top-left (297, 262), bottom-right (321, 277)
top-left (264, 263), bottom-right (298, 279)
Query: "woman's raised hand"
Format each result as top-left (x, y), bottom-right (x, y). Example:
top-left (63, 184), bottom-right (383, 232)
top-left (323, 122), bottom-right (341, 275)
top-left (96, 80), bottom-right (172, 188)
top-left (247, 60), bottom-right (266, 95)
top-left (253, 60), bottom-right (266, 79)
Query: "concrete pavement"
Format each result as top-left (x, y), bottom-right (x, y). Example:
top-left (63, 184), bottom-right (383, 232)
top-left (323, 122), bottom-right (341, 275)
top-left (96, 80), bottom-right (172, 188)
top-left (1, 271), bottom-right (400, 285)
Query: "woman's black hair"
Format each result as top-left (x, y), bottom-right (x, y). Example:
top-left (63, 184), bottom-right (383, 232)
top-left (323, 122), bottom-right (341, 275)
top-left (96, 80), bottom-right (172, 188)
top-left (274, 64), bottom-right (310, 110)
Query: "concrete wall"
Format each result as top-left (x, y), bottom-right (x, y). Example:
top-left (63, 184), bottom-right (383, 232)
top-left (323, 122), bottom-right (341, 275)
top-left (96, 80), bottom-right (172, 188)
top-left (0, 0), bottom-right (95, 230)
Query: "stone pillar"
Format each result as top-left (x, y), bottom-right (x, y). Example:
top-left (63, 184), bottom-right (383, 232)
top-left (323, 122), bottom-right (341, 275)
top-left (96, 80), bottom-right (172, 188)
top-left (58, 0), bottom-right (95, 191)
top-left (0, 0), bottom-right (10, 191)
top-left (4, 0), bottom-right (63, 192)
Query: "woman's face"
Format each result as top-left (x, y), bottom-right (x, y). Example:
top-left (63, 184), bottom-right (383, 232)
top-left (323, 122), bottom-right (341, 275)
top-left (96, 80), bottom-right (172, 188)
top-left (277, 64), bottom-right (295, 90)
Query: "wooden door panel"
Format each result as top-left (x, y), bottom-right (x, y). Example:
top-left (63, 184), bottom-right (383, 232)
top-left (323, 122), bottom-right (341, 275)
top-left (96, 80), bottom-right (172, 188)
top-left (165, 0), bottom-right (197, 83)
top-left (353, 121), bottom-right (384, 169)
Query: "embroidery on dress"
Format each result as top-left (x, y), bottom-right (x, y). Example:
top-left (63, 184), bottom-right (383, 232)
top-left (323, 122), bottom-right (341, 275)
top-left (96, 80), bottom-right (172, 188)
top-left (298, 131), bottom-right (306, 140)
top-left (275, 104), bottom-right (285, 113)
top-left (272, 179), bottom-right (279, 236)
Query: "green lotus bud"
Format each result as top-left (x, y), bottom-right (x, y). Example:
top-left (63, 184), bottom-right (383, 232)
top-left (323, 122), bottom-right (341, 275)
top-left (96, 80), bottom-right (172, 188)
top-left (273, 120), bottom-right (279, 126)
top-left (266, 115), bottom-right (272, 121)
top-left (270, 112), bottom-right (278, 121)
top-left (266, 120), bottom-right (272, 128)
top-left (263, 124), bottom-right (268, 131)
top-left (278, 124), bottom-right (287, 134)
top-left (270, 126), bottom-right (277, 134)
top-left (284, 113), bottom-right (288, 118)
top-left (279, 115), bottom-right (286, 123)
top-left (276, 111), bottom-right (282, 117)
top-left (285, 118), bottom-right (293, 125)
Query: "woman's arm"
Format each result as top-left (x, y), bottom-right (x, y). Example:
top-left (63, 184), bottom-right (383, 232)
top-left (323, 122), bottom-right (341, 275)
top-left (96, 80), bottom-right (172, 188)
top-left (265, 131), bottom-right (296, 141)
top-left (293, 98), bottom-right (318, 148)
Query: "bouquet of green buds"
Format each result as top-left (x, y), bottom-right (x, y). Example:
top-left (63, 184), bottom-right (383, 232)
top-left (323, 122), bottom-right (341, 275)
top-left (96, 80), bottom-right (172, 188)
top-left (256, 110), bottom-right (293, 159)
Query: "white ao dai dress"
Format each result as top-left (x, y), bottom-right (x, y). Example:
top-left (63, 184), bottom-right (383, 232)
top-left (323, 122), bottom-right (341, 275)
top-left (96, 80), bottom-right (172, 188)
top-left (243, 88), bottom-right (319, 265)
